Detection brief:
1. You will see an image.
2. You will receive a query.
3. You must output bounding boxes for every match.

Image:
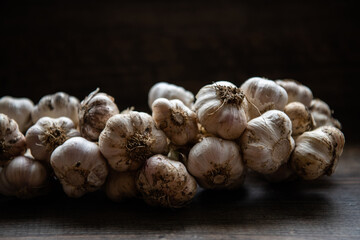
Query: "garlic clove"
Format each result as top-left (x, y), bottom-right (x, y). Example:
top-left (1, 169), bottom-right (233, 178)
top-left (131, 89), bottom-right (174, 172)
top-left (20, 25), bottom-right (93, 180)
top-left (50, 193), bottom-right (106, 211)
top-left (275, 79), bottom-right (313, 107)
top-left (284, 102), bottom-right (315, 136)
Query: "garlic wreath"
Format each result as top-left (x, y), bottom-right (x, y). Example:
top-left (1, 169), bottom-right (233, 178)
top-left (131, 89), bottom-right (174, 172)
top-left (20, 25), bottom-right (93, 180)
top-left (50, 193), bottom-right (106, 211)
top-left (194, 81), bottom-right (248, 140)
top-left (99, 111), bottom-right (168, 172)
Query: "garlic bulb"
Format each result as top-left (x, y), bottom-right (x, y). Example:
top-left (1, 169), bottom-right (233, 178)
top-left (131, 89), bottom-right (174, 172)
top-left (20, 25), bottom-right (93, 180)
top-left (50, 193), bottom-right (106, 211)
top-left (79, 88), bottom-right (119, 141)
top-left (0, 156), bottom-right (50, 198)
top-left (275, 79), bottom-right (313, 107)
top-left (136, 154), bottom-right (197, 208)
top-left (309, 99), bottom-right (341, 129)
top-left (193, 81), bottom-right (248, 140)
top-left (105, 170), bottom-right (139, 202)
top-left (239, 110), bottom-right (295, 174)
top-left (284, 102), bottom-right (314, 136)
top-left (152, 98), bottom-right (198, 146)
top-left (241, 77), bottom-right (288, 119)
top-left (0, 96), bottom-right (34, 133)
top-left (0, 113), bottom-right (27, 165)
top-left (290, 126), bottom-right (345, 180)
top-left (26, 117), bottom-right (80, 162)
top-left (309, 98), bottom-right (332, 116)
top-left (50, 137), bottom-right (108, 198)
top-left (32, 92), bottom-right (80, 127)
top-left (148, 82), bottom-right (194, 109)
top-left (99, 111), bottom-right (168, 172)
top-left (187, 137), bottom-right (245, 189)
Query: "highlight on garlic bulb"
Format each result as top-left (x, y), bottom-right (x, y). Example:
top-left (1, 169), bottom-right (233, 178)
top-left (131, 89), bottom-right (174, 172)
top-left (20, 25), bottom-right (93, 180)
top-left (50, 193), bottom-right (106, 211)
top-left (78, 88), bottom-right (120, 141)
top-left (290, 126), bottom-right (345, 180)
top-left (32, 92), bottom-right (80, 127)
top-left (136, 154), bottom-right (197, 208)
top-left (148, 82), bottom-right (194, 109)
top-left (99, 111), bottom-right (168, 172)
top-left (0, 96), bottom-right (34, 133)
top-left (241, 77), bottom-right (288, 119)
top-left (187, 137), bottom-right (245, 189)
top-left (275, 79), bottom-right (313, 107)
top-left (194, 81), bottom-right (248, 140)
top-left (152, 98), bottom-right (198, 146)
top-left (238, 110), bottom-right (295, 174)
top-left (309, 99), bottom-right (341, 129)
top-left (50, 137), bottom-right (108, 198)
top-left (26, 117), bottom-right (80, 163)
top-left (0, 113), bottom-right (27, 165)
top-left (105, 170), bottom-right (139, 202)
top-left (284, 102), bottom-right (314, 136)
top-left (0, 155), bottom-right (51, 198)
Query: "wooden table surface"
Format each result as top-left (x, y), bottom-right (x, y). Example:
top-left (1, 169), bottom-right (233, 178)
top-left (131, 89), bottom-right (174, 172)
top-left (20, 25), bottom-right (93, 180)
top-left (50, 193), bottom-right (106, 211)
top-left (0, 145), bottom-right (359, 240)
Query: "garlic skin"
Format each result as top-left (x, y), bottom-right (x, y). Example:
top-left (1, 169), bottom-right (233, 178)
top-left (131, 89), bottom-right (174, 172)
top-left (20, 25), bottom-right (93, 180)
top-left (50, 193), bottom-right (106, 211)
top-left (194, 81), bottom-right (248, 140)
top-left (290, 126), bottom-right (345, 180)
top-left (0, 113), bottom-right (27, 165)
top-left (26, 117), bottom-right (80, 163)
top-left (152, 98), bottom-right (198, 146)
top-left (32, 92), bottom-right (80, 127)
top-left (148, 82), bottom-right (194, 109)
top-left (79, 88), bottom-right (120, 141)
top-left (241, 77), bottom-right (288, 119)
top-left (0, 156), bottom-right (50, 198)
top-left (284, 102), bottom-right (314, 136)
top-left (187, 137), bottom-right (245, 189)
top-left (309, 99), bottom-right (341, 129)
top-left (239, 110), bottom-right (295, 174)
top-left (99, 111), bottom-right (168, 172)
top-left (275, 79), bottom-right (313, 107)
top-left (136, 154), bottom-right (197, 208)
top-left (105, 170), bottom-right (139, 202)
top-left (0, 96), bottom-right (34, 133)
top-left (50, 137), bottom-right (108, 198)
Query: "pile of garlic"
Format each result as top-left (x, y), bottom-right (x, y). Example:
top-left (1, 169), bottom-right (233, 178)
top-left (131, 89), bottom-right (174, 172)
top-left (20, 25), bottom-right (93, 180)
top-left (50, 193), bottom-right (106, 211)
top-left (0, 78), bottom-right (345, 208)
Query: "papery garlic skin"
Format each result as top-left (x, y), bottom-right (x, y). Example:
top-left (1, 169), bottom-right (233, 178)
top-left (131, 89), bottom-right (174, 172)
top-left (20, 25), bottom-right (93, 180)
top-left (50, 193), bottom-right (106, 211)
top-left (194, 81), bottom-right (248, 140)
top-left (105, 170), bottom-right (139, 202)
top-left (275, 79), bottom-right (313, 107)
top-left (290, 126), bottom-right (345, 180)
top-left (26, 117), bottom-right (80, 163)
top-left (0, 96), bottom-right (34, 133)
top-left (284, 102), bottom-right (314, 136)
top-left (309, 99), bottom-right (341, 129)
top-left (152, 98), bottom-right (198, 146)
top-left (136, 154), bottom-right (197, 208)
top-left (239, 110), bottom-right (295, 174)
top-left (99, 111), bottom-right (168, 172)
top-left (79, 88), bottom-right (119, 141)
top-left (148, 82), bottom-right (194, 109)
top-left (187, 137), bottom-right (245, 189)
top-left (50, 137), bottom-right (108, 198)
top-left (32, 92), bottom-right (80, 127)
top-left (241, 77), bottom-right (288, 119)
top-left (0, 113), bottom-right (27, 165)
top-left (0, 156), bottom-right (50, 198)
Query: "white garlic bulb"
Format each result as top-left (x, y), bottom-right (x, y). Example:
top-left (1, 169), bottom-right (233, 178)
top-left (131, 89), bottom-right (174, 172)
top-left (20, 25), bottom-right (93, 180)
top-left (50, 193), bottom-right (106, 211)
top-left (309, 98), bottom-right (332, 116)
top-left (309, 99), bottom-right (341, 129)
top-left (50, 137), bottom-right (108, 198)
top-left (26, 117), bottom-right (80, 163)
top-left (187, 137), bottom-right (245, 189)
top-left (194, 81), bottom-right (248, 140)
top-left (152, 98), bottom-right (198, 146)
top-left (275, 79), bottom-right (313, 107)
top-left (0, 156), bottom-right (50, 198)
top-left (290, 126), bottom-right (345, 180)
top-left (0, 96), bottom-right (34, 133)
top-left (284, 102), bottom-right (314, 136)
top-left (32, 92), bottom-right (80, 127)
top-left (0, 113), bottom-right (27, 165)
top-left (136, 154), bottom-right (197, 208)
top-left (148, 82), bottom-right (194, 109)
top-left (241, 77), bottom-right (288, 119)
top-left (79, 88), bottom-right (120, 141)
top-left (239, 110), bottom-right (295, 174)
top-left (105, 170), bottom-right (139, 202)
top-left (99, 111), bottom-right (168, 172)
